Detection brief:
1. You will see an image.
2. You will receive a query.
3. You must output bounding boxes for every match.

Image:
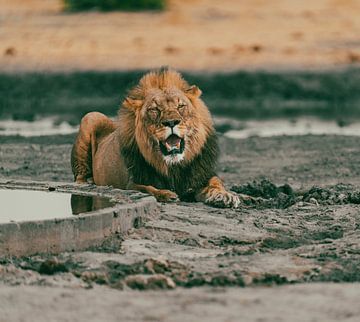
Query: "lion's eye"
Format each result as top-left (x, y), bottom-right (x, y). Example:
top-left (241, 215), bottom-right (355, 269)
top-left (178, 102), bottom-right (187, 110)
top-left (148, 108), bottom-right (159, 120)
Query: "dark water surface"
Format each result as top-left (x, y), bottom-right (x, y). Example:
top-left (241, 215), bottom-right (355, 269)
top-left (0, 189), bottom-right (115, 223)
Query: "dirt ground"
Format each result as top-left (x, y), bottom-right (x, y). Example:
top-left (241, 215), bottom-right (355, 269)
top-left (1, 283), bottom-right (360, 322)
top-left (1, 133), bottom-right (360, 321)
top-left (2, 0), bottom-right (360, 71)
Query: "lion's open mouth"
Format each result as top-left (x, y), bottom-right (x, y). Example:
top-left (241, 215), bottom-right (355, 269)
top-left (160, 134), bottom-right (185, 156)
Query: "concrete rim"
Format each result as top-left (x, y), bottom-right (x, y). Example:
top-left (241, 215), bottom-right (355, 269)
top-left (0, 180), bottom-right (158, 257)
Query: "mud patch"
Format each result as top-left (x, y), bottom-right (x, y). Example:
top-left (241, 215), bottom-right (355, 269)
top-left (304, 225), bottom-right (344, 241)
top-left (181, 271), bottom-right (245, 288)
top-left (253, 274), bottom-right (289, 286)
top-left (302, 184), bottom-right (360, 205)
top-left (84, 257), bottom-right (192, 290)
top-left (231, 179), bottom-right (296, 209)
top-left (2, 255), bottom-right (81, 276)
top-left (232, 179), bottom-right (360, 209)
top-left (310, 259), bottom-right (360, 283)
top-left (209, 236), bottom-right (255, 247)
top-left (3, 254), bottom-right (304, 289)
top-left (260, 237), bottom-right (303, 250)
top-left (2, 255), bottom-right (186, 289)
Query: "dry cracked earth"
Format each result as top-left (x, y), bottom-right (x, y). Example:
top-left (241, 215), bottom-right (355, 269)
top-left (1, 134), bottom-right (360, 321)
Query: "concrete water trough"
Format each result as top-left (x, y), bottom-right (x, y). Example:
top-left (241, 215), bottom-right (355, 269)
top-left (0, 180), bottom-right (158, 257)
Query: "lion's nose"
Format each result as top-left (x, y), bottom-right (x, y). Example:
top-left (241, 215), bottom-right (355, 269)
top-left (162, 119), bottom-right (180, 128)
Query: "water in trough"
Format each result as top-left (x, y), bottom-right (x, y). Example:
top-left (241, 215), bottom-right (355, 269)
top-left (0, 189), bottom-right (115, 223)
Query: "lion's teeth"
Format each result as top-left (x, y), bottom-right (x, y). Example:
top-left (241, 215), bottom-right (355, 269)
top-left (176, 141), bottom-right (181, 149)
top-left (165, 142), bottom-right (172, 151)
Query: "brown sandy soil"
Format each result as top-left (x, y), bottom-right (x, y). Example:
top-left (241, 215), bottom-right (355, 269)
top-left (1, 134), bottom-right (360, 320)
top-left (2, 0), bottom-right (360, 71)
top-left (1, 284), bottom-right (360, 322)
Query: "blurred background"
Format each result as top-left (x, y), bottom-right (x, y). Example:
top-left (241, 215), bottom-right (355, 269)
top-left (1, 0), bottom-right (360, 137)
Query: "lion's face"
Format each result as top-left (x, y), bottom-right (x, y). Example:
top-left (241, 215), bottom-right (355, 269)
top-left (121, 69), bottom-right (214, 175)
top-left (139, 87), bottom-right (196, 165)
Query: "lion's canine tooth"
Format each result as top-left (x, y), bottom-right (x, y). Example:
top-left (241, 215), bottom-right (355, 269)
top-left (165, 142), bottom-right (172, 151)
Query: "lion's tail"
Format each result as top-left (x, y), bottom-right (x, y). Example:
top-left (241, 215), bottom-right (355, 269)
top-left (71, 112), bottom-right (116, 183)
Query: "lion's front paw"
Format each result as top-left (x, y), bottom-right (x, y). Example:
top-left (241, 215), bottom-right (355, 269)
top-left (205, 190), bottom-right (240, 208)
top-left (75, 176), bottom-right (94, 184)
top-left (154, 189), bottom-right (179, 203)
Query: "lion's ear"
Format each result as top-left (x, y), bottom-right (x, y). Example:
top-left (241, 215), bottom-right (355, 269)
top-left (185, 85), bottom-right (202, 98)
top-left (123, 97), bottom-right (143, 110)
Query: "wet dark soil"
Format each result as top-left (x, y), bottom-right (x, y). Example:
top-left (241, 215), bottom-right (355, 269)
top-left (232, 178), bottom-right (360, 209)
top-left (231, 178), bottom-right (296, 208)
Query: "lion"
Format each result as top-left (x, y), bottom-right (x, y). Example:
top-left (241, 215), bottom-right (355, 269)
top-left (71, 68), bottom-right (240, 208)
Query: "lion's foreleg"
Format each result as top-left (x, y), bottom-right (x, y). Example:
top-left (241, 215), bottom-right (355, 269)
top-left (196, 176), bottom-right (240, 208)
top-left (130, 184), bottom-right (179, 203)
top-left (71, 133), bottom-right (94, 184)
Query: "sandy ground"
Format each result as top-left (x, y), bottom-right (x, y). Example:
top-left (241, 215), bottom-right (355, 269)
top-left (1, 284), bottom-right (360, 322)
top-left (1, 134), bottom-right (360, 321)
top-left (2, 0), bottom-right (360, 71)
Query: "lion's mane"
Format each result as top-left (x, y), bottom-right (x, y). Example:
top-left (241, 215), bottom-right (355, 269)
top-left (118, 68), bottom-right (219, 200)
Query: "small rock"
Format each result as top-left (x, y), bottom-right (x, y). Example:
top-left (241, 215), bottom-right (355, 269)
top-left (338, 193), bottom-right (347, 202)
top-left (144, 257), bottom-right (169, 274)
top-left (81, 271), bottom-right (108, 284)
top-left (309, 198), bottom-right (319, 206)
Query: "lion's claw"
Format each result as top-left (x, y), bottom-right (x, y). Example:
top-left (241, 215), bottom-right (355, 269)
top-left (205, 191), bottom-right (240, 208)
top-left (75, 175), bottom-right (94, 185)
top-left (154, 189), bottom-right (179, 203)
top-left (238, 193), bottom-right (262, 205)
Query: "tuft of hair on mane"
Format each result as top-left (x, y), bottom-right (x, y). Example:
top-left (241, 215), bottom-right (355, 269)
top-left (127, 67), bottom-right (189, 100)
